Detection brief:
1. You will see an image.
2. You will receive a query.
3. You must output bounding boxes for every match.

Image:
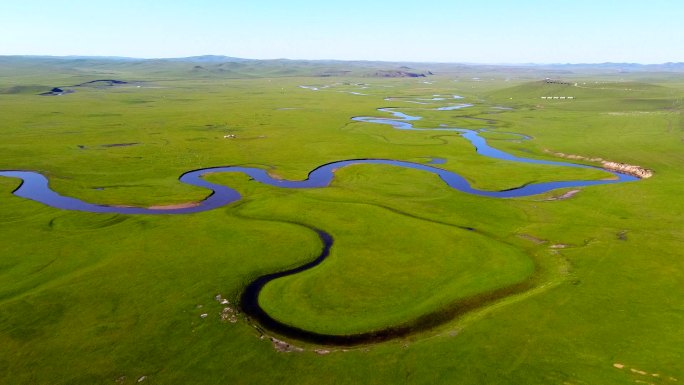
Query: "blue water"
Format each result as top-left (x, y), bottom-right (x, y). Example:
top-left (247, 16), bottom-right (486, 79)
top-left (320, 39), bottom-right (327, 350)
top-left (1, 104), bottom-right (637, 214)
top-left (0, 100), bottom-right (641, 345)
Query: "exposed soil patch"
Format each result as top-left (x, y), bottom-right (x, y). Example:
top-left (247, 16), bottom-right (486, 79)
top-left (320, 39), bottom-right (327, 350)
top-left (266, 171), bottom-right (285, 180)
top-left (543, 189), bottom-right (580, 201)
top-left (517, 233), bottom-right (548, 244)
top-left (147, 202), bottom-right (199, 210)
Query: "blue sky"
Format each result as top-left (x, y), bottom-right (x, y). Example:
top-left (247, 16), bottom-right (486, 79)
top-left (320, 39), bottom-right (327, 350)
top-left (1, 0), bottom-right (682, 63)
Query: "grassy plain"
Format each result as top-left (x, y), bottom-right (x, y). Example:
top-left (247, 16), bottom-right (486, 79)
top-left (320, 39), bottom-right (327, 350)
top-left (0, 58), bottom-right (683, 384)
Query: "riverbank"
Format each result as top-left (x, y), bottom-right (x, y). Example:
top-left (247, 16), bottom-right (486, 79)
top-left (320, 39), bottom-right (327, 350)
top-left (544, 150), bottom-right (654, 178)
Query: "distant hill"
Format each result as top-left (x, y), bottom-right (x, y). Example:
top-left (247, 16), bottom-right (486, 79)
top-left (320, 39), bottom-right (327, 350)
top-left (1, 56), bottom-right (683, 92)
top-left (534, 62), bottom-right (684, 73)
top-left (3, 55), bottom-right (683, 71)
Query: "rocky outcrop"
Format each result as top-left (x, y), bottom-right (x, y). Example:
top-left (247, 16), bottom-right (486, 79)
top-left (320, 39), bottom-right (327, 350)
top-left (601, 161), bottom-right (653, 179)
top-left (270, 337), bottom-right (304, 353)
top-left (545, 150), bottom-right (653, 179)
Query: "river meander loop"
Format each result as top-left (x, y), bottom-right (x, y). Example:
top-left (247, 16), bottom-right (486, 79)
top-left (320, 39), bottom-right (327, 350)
top-left (0, 103), bottom-right (639, 345)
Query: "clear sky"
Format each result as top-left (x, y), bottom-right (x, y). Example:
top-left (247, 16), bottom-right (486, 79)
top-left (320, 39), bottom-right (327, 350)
top-left (1, 0), bottom-right (682, 63)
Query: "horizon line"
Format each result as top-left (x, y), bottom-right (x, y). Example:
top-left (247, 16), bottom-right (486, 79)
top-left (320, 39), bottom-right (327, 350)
top-left (1, 54), bottom-right (682, 66)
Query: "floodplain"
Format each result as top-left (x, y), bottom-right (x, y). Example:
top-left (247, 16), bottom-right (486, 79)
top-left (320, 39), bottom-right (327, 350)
top-left (1, 57), bottom-right (683, 384)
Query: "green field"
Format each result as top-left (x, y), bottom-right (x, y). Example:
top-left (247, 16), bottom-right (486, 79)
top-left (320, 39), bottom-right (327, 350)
top-left (1, 57), bottom-right (683, 384)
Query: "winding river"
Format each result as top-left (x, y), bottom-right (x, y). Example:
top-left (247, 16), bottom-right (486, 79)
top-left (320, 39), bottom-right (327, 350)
top-left (0, 101), bottom-right (639, 345)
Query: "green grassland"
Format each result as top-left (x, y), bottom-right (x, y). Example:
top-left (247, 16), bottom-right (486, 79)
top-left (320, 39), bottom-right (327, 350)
top-left (0, 58), bottom-right (683, 384)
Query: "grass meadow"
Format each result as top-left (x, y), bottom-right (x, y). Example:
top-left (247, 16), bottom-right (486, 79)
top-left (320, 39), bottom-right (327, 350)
top-left (0, 60), bottom-right (682, 384)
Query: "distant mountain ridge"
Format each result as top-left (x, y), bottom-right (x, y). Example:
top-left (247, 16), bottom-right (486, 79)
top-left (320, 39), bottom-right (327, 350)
top-left (2, 55), bottom-right (682, 70)
top-left (536, 62), bottom-right (684, 72)
top-left (162, 55), bottom-right (252, 63)
top-left (1, 55), bottom-right (683, 87)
